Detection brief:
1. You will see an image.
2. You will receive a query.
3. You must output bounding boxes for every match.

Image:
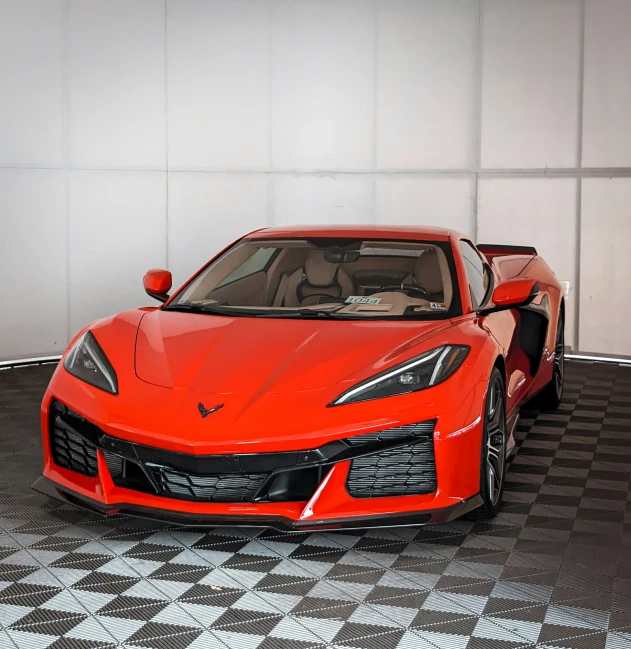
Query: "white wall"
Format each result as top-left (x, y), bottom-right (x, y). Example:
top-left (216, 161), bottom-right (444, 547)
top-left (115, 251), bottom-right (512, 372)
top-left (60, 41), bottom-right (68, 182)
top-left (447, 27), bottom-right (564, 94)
top-left (1, 0), bottom-right (630, 360)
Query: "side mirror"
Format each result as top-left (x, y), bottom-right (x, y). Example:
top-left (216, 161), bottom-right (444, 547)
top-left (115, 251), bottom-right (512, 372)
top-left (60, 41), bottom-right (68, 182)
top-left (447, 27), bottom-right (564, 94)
top-left (143, 269), bottom-right (172, 303)
top-left (478, 278), bottom-right (539, 315)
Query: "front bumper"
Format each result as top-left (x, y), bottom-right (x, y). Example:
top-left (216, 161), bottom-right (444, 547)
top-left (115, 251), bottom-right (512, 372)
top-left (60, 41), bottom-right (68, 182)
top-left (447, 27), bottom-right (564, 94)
top-left (36, 353), bottom-right (489, 529)
top-left (32, 475), bottom-right (482, 531)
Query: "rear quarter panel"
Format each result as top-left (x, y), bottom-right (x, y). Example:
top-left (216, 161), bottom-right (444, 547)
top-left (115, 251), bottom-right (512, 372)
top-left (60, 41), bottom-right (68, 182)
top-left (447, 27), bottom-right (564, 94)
top-left (515, 256), bottom-right (564, 398)
top-left (484, 252), bottom-right (564, 408)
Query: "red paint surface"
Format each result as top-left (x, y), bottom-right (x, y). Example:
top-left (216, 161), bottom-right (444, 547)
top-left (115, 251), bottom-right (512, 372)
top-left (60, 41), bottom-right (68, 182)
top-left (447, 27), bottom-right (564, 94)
top-left (40, 226), bottom-right (563, 525)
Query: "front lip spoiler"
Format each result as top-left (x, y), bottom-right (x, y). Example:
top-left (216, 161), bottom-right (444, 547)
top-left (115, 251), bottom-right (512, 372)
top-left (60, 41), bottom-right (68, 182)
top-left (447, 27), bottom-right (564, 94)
top-left (32, 475), bottom-right (482, 532)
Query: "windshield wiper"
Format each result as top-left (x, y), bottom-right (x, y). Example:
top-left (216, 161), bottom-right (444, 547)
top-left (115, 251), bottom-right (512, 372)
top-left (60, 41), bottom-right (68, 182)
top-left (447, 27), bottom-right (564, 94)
top-left (165, 303), bottom-right (445, 321)
top-left (166, 304), bottom-right (375, 320)
top-left (163, 304), bottom-right (266, 317)
top-left (260, 309), bottom-right (357, 319)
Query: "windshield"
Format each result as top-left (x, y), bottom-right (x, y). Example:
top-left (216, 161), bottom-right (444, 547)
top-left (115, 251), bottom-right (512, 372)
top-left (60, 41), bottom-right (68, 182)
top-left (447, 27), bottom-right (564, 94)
top-left (166, 237), bottom-right (462, 320)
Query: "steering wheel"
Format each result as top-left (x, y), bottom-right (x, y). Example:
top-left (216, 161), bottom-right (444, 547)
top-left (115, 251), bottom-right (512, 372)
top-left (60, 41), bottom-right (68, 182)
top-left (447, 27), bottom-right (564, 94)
top-left (369, 283), bottom-right (432, 300)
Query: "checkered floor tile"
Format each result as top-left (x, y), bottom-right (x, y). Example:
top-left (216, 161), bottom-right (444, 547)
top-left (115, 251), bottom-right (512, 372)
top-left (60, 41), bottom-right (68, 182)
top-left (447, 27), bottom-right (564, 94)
top-left (1, 360), bottom-right (630, 648)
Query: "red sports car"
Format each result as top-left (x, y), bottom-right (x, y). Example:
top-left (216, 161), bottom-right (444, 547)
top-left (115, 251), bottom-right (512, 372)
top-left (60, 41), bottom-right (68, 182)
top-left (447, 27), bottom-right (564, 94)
top-left (33, 226), bottom-right (565, 531)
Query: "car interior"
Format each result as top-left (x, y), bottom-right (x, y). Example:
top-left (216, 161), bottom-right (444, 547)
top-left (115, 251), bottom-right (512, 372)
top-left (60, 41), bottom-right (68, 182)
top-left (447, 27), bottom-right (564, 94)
top-left (172, 239), bottom-right (455, 317)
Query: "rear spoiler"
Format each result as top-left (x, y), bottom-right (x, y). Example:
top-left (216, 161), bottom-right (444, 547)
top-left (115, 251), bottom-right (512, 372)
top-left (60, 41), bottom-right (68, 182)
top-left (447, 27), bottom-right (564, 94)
top-left (477, 243), bottom-right (537, 260)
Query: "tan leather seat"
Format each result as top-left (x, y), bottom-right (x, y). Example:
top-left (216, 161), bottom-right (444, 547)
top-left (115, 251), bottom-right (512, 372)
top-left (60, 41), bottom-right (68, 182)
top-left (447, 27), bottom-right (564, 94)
top-left (404, 249), bottom-right (444, 301)
top-left (283, 250), bottom-right (354, 307)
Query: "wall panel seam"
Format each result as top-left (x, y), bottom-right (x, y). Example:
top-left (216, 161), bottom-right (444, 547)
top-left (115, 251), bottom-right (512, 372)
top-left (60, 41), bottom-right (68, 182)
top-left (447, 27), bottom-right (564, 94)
top-left (5, 166), bottom-right (631, 177)
top-left (371, 0), bottom-right (379, 223)
top-left (574, 0), bottom-right (586, 351)
top-left (267, 0), bottom-right (275, 227)
top-left (473, 0), bottom-right (484, 241)
top-left (164, 0), bottom-right (170, 268)
top-left (268, 0), bottom-right (274, 173)
top-left (61, 0), bottom-right (71, 348)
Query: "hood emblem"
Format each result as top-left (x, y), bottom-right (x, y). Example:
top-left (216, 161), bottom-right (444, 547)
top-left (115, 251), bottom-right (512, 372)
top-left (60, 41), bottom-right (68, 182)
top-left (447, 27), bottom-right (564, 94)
top-left (198, 402), bottom-right (224, 418)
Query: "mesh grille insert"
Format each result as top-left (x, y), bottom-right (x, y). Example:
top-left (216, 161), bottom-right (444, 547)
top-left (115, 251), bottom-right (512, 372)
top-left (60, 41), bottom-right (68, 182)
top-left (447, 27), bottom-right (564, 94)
top-left (345, 420), bottom-right (435, 446)
top-left (103, 451), bottom-right (123, 478)
top-left (50, 420), bottom-right (98, 477)
top-left (150, 467), bottom-right (267, 503)
top-left (345, 421), bottom-right (437, 498)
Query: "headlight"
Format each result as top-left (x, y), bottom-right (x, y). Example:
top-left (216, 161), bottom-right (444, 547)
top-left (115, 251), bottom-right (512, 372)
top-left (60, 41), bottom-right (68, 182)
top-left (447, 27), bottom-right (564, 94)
top-left (331, 345), bottom-right (469, 406)
top-left (64, 331), bottom-right (118, 394)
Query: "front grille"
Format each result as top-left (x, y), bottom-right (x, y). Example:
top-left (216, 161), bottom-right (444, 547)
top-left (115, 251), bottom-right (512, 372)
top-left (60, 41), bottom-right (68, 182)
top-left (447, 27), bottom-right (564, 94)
top-left (150, 467), bottom-right (267, 502)
top-left (49, 404), bottom-right (98, 477)
top-left (50, 399), bottom-right (437, 503)
top-left (346, 422), bottom-right (437, 498)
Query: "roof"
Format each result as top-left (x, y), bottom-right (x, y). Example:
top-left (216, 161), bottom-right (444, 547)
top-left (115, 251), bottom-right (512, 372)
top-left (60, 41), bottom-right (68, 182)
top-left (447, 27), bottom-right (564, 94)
top-left (247, 224), bottom-right (461, 242)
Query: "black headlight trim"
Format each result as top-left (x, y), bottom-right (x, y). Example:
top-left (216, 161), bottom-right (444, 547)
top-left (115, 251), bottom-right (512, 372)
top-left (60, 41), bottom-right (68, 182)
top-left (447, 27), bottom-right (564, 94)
top-left (329, 345), bottom-right (470, 407)
top-left (63, 330), bottom-right (119, 395)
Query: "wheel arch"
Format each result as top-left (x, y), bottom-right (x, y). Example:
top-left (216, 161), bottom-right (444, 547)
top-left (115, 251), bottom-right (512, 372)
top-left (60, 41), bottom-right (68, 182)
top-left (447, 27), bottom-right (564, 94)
top-left (558, 297), bottom-right (566, 332)
top-left (493, 354), bottom-right (506, 392)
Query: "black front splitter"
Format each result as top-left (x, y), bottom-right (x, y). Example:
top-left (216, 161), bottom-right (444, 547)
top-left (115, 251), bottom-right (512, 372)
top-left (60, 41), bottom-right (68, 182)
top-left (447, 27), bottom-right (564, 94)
top-left (32, 476), bottom-right (482, 532)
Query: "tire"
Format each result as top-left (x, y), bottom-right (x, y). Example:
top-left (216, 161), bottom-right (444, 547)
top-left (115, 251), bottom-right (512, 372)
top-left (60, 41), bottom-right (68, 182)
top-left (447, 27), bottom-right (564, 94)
top-left (467, 368), bottom-right (507, 521)
top-left (536, 310), bottom-right (565, 411)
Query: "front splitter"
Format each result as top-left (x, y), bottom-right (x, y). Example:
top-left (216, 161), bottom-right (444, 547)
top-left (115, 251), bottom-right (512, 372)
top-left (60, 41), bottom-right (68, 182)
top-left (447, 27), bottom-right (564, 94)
top-left (32, 475), bottom-right (482, 532)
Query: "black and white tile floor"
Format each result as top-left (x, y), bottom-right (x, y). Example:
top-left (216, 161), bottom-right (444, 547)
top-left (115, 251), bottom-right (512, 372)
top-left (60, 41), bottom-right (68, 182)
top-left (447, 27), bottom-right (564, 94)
top-left (1, 360), bottom-right (631, 649)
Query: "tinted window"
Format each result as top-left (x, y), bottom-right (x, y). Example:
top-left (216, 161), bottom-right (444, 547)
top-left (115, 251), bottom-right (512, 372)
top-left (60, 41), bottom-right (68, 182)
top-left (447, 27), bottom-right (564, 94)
top-left (216, 246), bottom-right (276, 288)
top-left (459, 240), bottom-right (488, 309)
top-left (168, 238), bottom-right (461, 320)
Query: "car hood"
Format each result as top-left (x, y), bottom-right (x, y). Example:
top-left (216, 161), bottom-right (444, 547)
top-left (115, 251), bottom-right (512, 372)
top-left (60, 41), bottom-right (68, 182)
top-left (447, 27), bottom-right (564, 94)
top-left (134, 309), bottom-right (453, 394)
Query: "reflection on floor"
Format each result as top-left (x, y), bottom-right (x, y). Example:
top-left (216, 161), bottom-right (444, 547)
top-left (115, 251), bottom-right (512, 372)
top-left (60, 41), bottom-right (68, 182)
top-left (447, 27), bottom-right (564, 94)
top-left (0, 361), bottom-right (630, 649)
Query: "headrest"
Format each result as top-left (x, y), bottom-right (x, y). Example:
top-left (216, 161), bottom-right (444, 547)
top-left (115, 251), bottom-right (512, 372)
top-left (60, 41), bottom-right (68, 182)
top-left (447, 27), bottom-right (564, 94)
top-left (414, 250), bottom-right (443, 294)
top-left (304, 250), bottom-right (339, 287)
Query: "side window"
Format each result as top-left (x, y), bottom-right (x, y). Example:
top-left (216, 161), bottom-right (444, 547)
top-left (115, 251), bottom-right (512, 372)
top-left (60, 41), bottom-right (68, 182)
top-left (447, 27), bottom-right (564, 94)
top-left (216, 247), bottom-right (276, 288)
top-left (459, 240), bottom-right (488, 309)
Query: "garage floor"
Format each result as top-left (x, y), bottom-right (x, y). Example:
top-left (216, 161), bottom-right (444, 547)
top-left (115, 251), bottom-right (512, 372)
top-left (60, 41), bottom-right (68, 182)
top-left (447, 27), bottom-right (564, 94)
top-left (0, 362), bottom-right (630, 649)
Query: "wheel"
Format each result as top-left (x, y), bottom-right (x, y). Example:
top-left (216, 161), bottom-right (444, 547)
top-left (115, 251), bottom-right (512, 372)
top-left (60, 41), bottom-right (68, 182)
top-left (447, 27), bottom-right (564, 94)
top-left (536, 310), bottom-right (565, 411)
top-left (468, 368), bottom-right (507, 521)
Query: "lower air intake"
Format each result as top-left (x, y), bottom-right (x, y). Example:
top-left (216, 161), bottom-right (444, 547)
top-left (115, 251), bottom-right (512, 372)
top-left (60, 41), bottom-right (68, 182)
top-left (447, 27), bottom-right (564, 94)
top-left (345, 421), bottom-right (437, 498)
top-left (103, 451), bottom-right (123, 478)
top-left (345, 420), bottom-right (435, 446)
top-left (150, 467), bottom-right (267, 503)
top-left (49, 404), bottom-right (98, 477)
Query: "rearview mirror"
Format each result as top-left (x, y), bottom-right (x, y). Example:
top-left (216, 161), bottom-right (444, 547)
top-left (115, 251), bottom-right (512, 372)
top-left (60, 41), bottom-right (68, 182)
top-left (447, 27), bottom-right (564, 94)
top-left (143, 269), bottom-right (172, 303)
top-left (323, 250), bottom-right (361, 264)
top-left (478, 278), bottom-right (539, 315)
